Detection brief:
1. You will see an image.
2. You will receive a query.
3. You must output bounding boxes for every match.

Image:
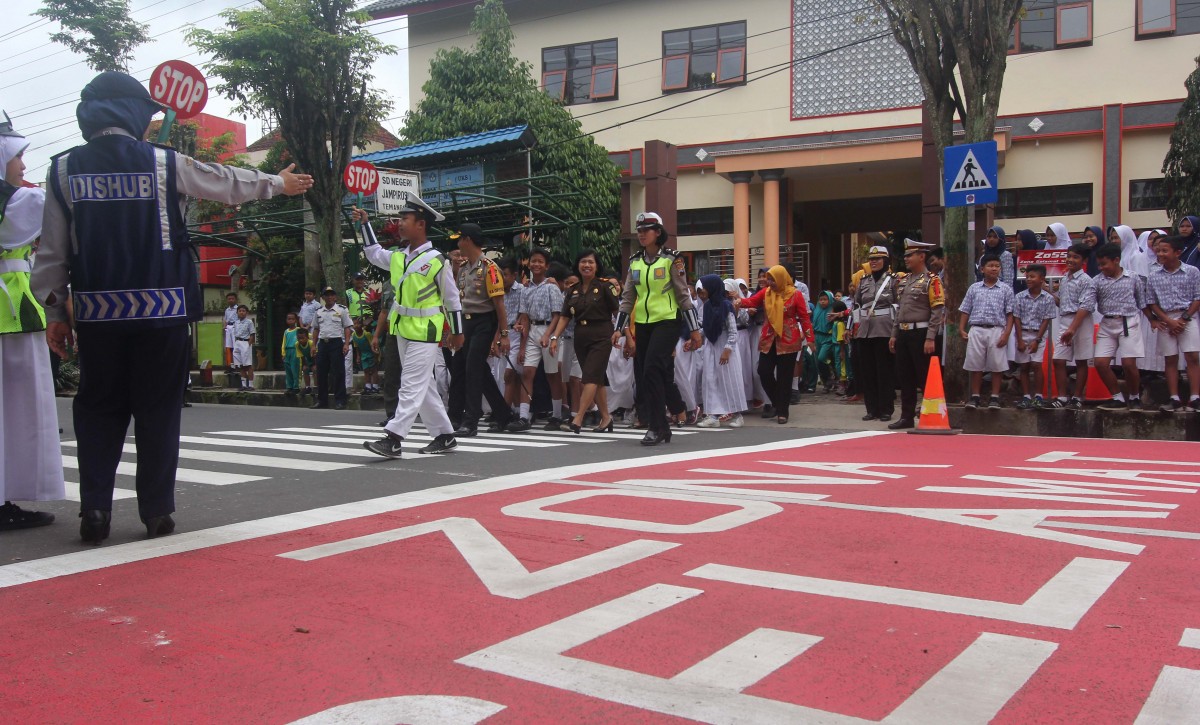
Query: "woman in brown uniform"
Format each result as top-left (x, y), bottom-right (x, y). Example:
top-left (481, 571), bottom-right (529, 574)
top-left (549, 249), bottom-right (619, 433)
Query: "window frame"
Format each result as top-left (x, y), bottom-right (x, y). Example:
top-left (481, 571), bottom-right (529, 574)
top-left (715, 47), bottom-right (746, 85)
top-left (662, 21), bottom-right (747, 93)
top-left (1055, 2), bottom-right (1093, 45)
top-left (994, 183), bottom-right (1094, 219)
top-left (1129, 178), bottom-right (1170, 212)
top-left (541, 70), bottom-right (567, 101)
top-left (589, 63), bottom-right (618, 100)
top-left (540, 39), bottom-right (618, 105)
top-left (661, 54), bottom-right (691, 92)
top-left (1137, 0), bottom-right (1177, 36)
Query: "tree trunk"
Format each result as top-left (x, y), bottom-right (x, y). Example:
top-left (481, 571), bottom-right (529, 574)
top-left (303, 201), bottom-right (322, 291)
top-left (317, 209), bottom-right (345, 298)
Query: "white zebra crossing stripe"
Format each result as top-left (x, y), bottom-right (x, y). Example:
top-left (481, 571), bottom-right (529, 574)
top-left (61, 455), bottom-right (268, 486)
top-left (178, 435), bottom-right (391, 459)
top-left (326, 424), bottom-right (614, 444)
top-left (61, 480), bottom-right (137, 503)
top-left (204, 429), bottom-right (504, 453)
top-left (268, 427), bottom-right (570, 448)
top-left (60, 441), bottom-right (359, 472)
top-left (325, 423), bottom-right (718, 442)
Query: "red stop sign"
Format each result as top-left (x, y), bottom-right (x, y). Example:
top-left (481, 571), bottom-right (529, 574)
top-left (150, 60), bottom-right (209, 119)
top-left (344, 160), bottom-right (379, 195)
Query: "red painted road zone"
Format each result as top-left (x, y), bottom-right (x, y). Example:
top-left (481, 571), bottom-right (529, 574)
top-left (2, 433), bottom-right (1199, 724)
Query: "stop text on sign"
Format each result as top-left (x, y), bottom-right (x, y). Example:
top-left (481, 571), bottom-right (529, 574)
top-left (150, 60), bottom-right (208, 119)
top-left (344, 160), bottom-right (379, 195)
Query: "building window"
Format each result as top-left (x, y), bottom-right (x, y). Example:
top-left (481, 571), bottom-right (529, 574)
top-left (1008, 1), bottom-right (1093, 54)
top-left (662, 22), bottom-right (747, 93)
top-left (1130, 178), bottom-right (1170, 211)
top-left (994, 183), bottom-right (1093, 219)
top-left (541, 39), bottom-right (618, 105)
top-left (1137, 0), bottom-right (1200, 37)
top-left (677, 207), bottom-right (748, 236)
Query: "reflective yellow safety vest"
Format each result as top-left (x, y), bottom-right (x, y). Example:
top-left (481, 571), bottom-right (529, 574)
top-left (389, 247), bottom-right (446, 343)
top-left (0, 244), bottom-right (46, 335)
top-left (347, 288), bottom-right (364, 317)
top-left (628, 250), bottom-right (679, 324)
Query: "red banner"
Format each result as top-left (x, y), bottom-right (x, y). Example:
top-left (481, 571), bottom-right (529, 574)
top-left (1017, 250), bottom-right (1069, 279)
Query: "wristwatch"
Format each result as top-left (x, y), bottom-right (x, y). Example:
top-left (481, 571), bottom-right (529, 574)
top-left (550, 335), bottom-right (558, 341)
top-left (499, 330), bottom-right (509, 337)
top-left (1183, 314), bottom-right (1193, 322)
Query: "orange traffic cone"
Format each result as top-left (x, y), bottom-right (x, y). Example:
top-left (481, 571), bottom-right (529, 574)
top-left (1083, 324), bottom-right (1112, 403)
top-left (909, 356), bottom-right (960, 435)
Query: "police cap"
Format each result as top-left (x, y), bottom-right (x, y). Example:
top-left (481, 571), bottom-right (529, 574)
top-left (395, 192), bottom-right (446, 223)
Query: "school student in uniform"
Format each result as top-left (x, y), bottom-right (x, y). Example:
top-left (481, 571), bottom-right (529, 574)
top-left (1050, 244), bottom-right (1097, 409)
top-left (1144, 235), bottom-right (1200, 412)
top-left (1012, 265), bottom-right (1057, 409)
top-left (1091, 243), bottom-right (1147, 409)
top-left (958, 254), bottom-right (1014, 409)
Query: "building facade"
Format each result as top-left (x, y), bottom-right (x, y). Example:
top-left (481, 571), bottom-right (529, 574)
top-left (369, 0), bottom-right (1198, 289)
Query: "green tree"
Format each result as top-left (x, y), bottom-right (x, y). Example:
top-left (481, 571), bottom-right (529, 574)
top-left (1163, 57), bottom-right (1200, 225)
top-left (401, 0), bottom-right (620, 265)
top-left (190, 0), bottom-right (393, 295)
top-left (36, 0), bottom-right (150, 73)
top-left (872, 0), bottom-right (1023, 399)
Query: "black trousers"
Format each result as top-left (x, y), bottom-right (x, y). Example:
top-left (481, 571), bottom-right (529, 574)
top-left (74, 324), bottom-right (188, 521)
top-left (632, 320), bottom-right (678, 433)
top-left (857, 336), bottom-right (895, 418)
top-left (449, 312), bottom-right (510, 428)
top-left (758, 345), bottom-right (799, 419)
top-left (316, 338), bottom-right (347, 406)
top-left (895, 329), bottom-right (933, 420)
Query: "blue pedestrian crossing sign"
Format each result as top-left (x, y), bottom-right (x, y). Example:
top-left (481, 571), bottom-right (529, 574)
top-left (943, 141), bottom-right (998, 207)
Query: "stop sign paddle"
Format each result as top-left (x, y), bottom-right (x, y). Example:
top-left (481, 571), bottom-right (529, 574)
top-left (150, 60), bottom-right (209, 120)
top-left (344, 160), bottom-right (380, 195)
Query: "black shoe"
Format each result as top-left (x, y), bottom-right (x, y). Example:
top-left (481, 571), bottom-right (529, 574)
top-left (79, 509), bottom-right (111, 544)
top-left (378, 420), bottom-right (389, 427)
top-left (592, 418), bottom-right (614, 433)
top-left (419, 434), bottom-right (458, 455)
top-left (1098, 398), bottom-right (1127, 410)
top-left (861, 413), bottom-right (877, 421)
top-left (543, 417), bottom-right (563, 432)
top-left (790, 390), bottom-right (802, 404)
top-left (507, 417), bottom-right (532, 432)
top-left (310, 403), bottom-right (328, 410)
top-left (640, 429), bottom-right (666, 446)
top-left (364, 434), bottom-right (404, 459)
top-left (0, 501), bottom-right (55, 531)
top-left (877, 414), bottom-right (893, 422)
top-left (334, 403), bottom-right (346, 411)
top-left (887, 418), bottom-right (915, 430)
top-left (568, 422), bottom-right (582, 434)
top-left (1066, 398), bottom-right (1084, 410)
top-left (182, 401), bottom-right (192, 408)
top-left (486, 419), bottom-right (509, 433)
top-left (965, 396), bottom-right (980, 409)
top-left (454, 424), bottom-right (478, 438)
top-left (988, 397), bottom-right (1002, 409)
top-left (761, 405), bottom-right (774, 419)
top-left (145, 514), bottom-right (175, 539)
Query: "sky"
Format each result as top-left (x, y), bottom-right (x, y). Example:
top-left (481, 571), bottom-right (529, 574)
top-left (3, 0), bottom-right (410, 180)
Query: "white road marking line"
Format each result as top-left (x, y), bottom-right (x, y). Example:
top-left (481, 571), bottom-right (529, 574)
top-left (61, 441), bottom-right (357, 472)
top-left (326, 423), bottom-right (716, 440)
top-left (1134, 666), bottom-right (1200, 724)
top-left (1181, 629), bottom-right (1200, 649)
top-left (61, 480), bottom-right (137, 503)
top-left (61, 455), bottom-right (267, 486)
top-left (671, 628), bottom-right (822, 691)
top-left (267, 427), bottom-right (568, 448)
top-left (0, 431), bottom-right (887, 588)
top-left (197, 431), bottom-right (503, 454)
top-left (1039, 521), bottom-right (1200, 540)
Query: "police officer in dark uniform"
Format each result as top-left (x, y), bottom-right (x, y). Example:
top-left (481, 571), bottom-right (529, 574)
top-left (852, 245), bottom-right (898, 422)
top-left (33, 71), bottom-right (312, 543)
top-left (448, 222), bottom-right (514, 436)
top-left (888, 239), bottom-right (946, 429)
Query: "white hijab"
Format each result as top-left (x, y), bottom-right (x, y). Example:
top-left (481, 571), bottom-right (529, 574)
top-left (0, 135), bottom-right (45, 250)
top-left (1044, 222), bottom-right (1072, 251)
top-left (1111, 225), bottom-right (1147, 278)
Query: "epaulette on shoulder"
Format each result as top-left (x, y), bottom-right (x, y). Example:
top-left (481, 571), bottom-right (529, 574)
top-left (661, 247), bottom-right (680, 258)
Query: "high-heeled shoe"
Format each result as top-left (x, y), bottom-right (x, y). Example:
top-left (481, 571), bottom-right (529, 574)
top-left (568, 422), bottom-right (582, 434)
top-left (592, 418), bottom-right (614, 433)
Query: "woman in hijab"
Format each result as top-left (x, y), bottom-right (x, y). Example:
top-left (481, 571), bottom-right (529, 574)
top-left (1044, 222), bottom-right (1072, 251)
top-left (0, 124), bottom-right (66, 531)
top-left (1081, 225), bottom-right (1106, 276)
top-left (671, 281), bottom-right (702, 425)
top-left (725, 278), bottom-right (757, 409)
top-left (979, 226), bottom-right (1015, 287)
top-left (737, 265), bottom-right (814, 424)
top-left (1140, 229), bottom-right (1167, 267)
top-left (1110, 225), bottom-right (1159, 378)
top-left (695, 275), bottom-right (746, 428)
top-left (1176, 215), bottom-right (1200, 270)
